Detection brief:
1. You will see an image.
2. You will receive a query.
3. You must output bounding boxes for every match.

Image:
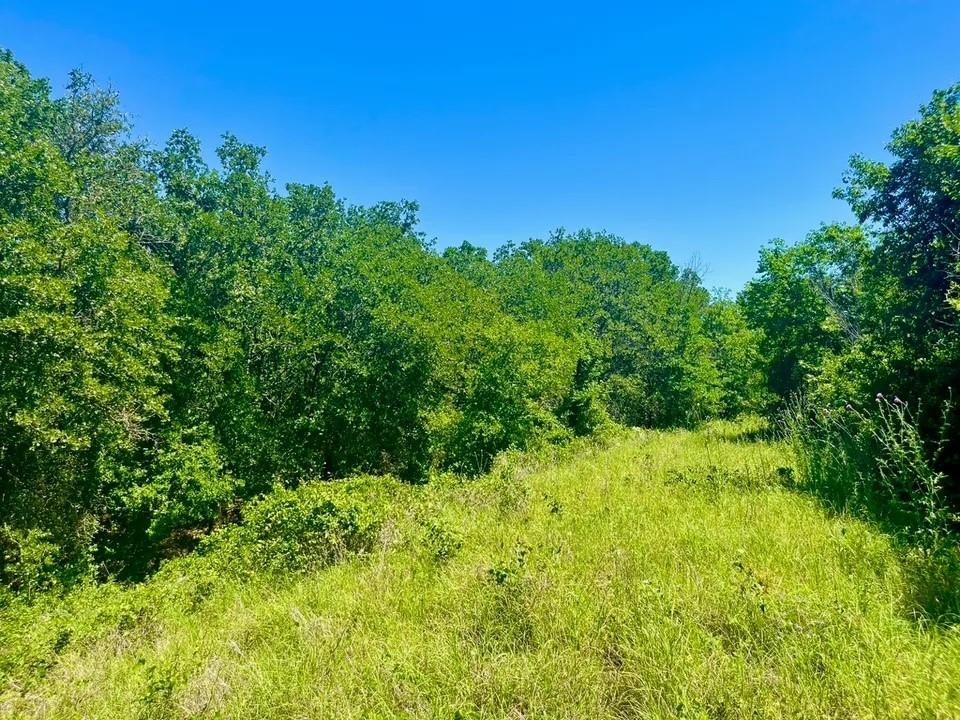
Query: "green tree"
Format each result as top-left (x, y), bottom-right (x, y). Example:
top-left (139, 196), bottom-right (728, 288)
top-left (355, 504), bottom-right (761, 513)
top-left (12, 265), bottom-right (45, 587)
top-left (834, 84), bottom-right (960, 493)
top-left (739, 224), bottom-right (869, 401)
top-left (0, 53), bottom-right (175, 582)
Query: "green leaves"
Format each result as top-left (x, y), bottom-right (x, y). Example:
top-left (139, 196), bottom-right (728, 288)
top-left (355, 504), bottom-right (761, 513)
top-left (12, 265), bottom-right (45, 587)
top-left (739, 224), bottom-right (869, 401)
top-left (742, 84), bottom-right (960, 529)
top-left (487, 229), bottom-right (742, 427)
top-left (0, 51), bottom-right (767, 588)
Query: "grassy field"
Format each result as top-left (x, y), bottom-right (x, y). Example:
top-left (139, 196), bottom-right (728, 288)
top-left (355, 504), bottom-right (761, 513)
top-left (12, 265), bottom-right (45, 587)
top-left (2, 422), bottom-right (959, 719)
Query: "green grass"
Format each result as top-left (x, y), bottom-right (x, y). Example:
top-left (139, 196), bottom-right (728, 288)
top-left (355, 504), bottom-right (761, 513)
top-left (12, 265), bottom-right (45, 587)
top-left (2, 422), bottom-right (959, 718)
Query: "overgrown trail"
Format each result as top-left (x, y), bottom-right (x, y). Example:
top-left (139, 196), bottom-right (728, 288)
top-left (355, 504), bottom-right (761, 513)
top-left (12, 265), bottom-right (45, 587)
top-left (3, 424), bottom-right (959, 718)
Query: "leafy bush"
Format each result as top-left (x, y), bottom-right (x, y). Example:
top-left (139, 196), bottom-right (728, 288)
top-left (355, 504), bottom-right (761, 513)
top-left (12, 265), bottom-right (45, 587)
top-left (204, 478), bottom-right (390, 574)
top-left (422, 518), bottom-right (464, 563)
top-left (124, 426), bottom-right (240, 540)
top-left (0, 528), bottom-right (63, 598)
top-left (558, 382), bottom-right (614, 437)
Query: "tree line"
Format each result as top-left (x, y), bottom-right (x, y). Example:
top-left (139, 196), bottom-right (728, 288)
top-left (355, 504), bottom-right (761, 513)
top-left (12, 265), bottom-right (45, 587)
top-left (0, 52), bottom-right (763, 583)
top-left (741, 85), bottom-right (960, 540)
top-left (1, 49), bottom-right (957, 588)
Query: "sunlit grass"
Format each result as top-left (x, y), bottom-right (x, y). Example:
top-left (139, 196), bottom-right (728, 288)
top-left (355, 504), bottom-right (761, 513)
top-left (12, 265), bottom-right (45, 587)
top-left (2, 423), bottom-right (959, 718)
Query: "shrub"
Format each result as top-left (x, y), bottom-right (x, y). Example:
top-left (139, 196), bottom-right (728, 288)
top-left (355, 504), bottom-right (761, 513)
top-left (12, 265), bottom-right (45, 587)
top-left (123, 426), bottom-right (240, 541)
top-left (422, 518), bottom-right (463, 563)
top-left (559, 383), bottom-right (614, 437)
top-left (204, 477), bottom-right (390, 574)
top-left (0, 528), bottom-right (61, 598)
top-left (0, 523), bottom-right (96, 598)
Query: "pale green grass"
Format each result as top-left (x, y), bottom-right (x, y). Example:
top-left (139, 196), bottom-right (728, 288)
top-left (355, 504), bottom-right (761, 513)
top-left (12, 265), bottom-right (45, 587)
top-left (2, 424), bottom-right (959, 718)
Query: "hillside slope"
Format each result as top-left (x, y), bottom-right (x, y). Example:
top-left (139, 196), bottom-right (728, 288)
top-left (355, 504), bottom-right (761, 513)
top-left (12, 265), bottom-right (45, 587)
top-left (2, 423), bottom-right (959, 719)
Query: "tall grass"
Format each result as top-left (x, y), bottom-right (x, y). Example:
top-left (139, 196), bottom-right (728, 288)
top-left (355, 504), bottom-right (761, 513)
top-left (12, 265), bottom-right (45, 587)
top-left (2, 424), bottom-right (959, 718)
top-left (784, 394), bottom-right (960, 623)
top-left (784, 395), bottom-right (957, 544)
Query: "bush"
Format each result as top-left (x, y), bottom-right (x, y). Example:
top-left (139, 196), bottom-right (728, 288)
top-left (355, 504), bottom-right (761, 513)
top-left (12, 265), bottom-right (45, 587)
top-left (559, 383), bottom-right (614, 437)
top-left (0, 528), bottom-right (68, 599)
top-left (422, 518), bottom-right (463, 563)
top-left (0, 522), bottom-right (98, 598)
top-left (204, 477), bottom-right (390, 574)
top-left (139, 427), bottom-right (240, 539)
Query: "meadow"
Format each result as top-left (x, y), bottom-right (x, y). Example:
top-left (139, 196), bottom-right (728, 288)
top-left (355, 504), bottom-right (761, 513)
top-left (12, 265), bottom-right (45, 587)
top-left (3, 421), bottom-right (958, 719)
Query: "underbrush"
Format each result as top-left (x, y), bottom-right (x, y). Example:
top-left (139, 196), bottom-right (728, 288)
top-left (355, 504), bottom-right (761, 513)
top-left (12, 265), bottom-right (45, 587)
top-left (202, 475), bottom-right (398, 576)
top-left (784, 395), bottom-right (960, 623)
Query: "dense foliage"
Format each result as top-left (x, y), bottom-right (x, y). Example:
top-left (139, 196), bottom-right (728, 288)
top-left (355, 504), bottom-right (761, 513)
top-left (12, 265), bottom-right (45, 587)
top-left (2, 48), bottom-right (958, 592)
top-left (0, 52), bottom-right (760, 587)
top-left (740, 84), bottom-right (960, 537)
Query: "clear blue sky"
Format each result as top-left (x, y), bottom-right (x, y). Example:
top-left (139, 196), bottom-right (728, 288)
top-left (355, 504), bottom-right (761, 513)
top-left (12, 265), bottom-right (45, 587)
top-left (3, 1), bottom-right (958, 290)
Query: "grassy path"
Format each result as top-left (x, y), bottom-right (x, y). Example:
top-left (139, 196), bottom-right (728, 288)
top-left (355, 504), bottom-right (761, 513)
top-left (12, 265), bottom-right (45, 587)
top-left (3, 424), bottom-right (959, 718)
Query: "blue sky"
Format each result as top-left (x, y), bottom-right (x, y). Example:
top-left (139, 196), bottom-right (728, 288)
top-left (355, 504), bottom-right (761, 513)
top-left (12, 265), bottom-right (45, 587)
top-left (2, 1), bottom-right (958, 290)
